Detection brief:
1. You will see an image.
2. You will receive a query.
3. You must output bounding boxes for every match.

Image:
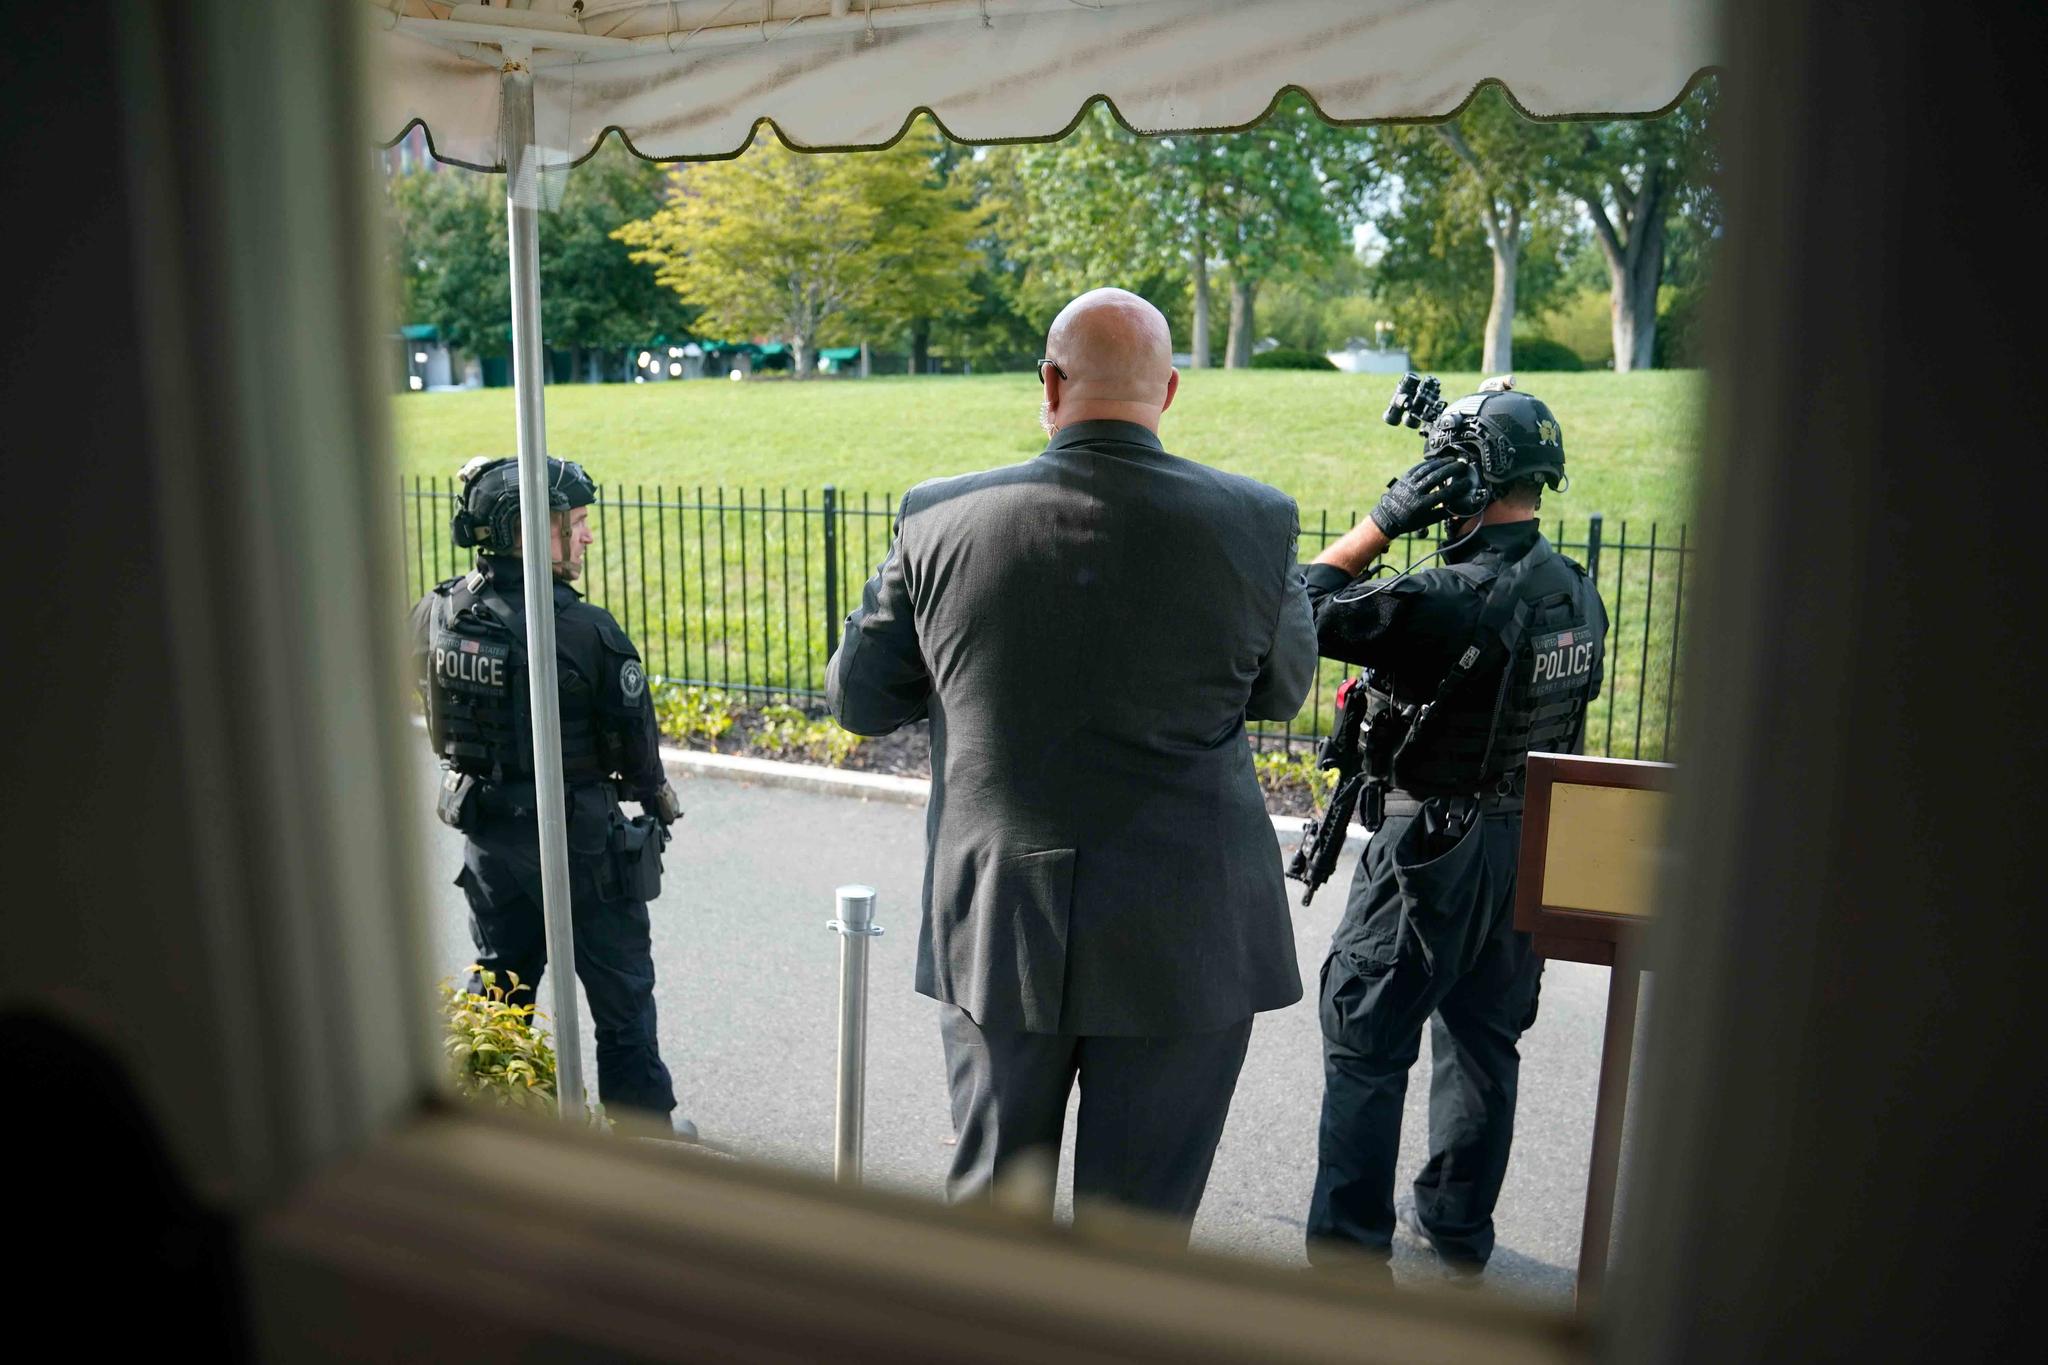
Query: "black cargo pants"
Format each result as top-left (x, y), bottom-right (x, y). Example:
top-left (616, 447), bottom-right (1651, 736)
top-left (1305, 806), bottom-right (1542, 1273)
top-left (456, 799), bottom-right (676, 1119)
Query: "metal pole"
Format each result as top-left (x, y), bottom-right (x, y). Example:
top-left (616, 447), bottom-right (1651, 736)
top-left (827, 884), bottom-right (883, 1183)
top-left (1576, 955), bottom-right (1642, 1306)
top-left (822, 484), bottom-right (840, 656)
top-left (501, 43), bottom-right (585, 1122)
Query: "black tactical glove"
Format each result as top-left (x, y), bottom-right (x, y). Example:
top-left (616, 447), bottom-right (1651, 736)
top-left (640, 781), bottom-right (683, 829)
top-left (1370, 455), bottom-right (1468, 538)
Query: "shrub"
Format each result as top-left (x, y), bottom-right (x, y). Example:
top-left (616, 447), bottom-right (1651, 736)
top-left (751, 703), bottom-right (864, 766)
top-left (1253, 748), bottom-right (1337, 808)
top-left (1654, 284), bottom-right (1706, 368)
top-left (1248, 347), bottom-right (1338, 371)
top-left (654, 684), bottom-right (743, 747)
top-left (442, 968), bottom-right (558, 1113)
top-left (1507, 336), bottom-right (1584, 372)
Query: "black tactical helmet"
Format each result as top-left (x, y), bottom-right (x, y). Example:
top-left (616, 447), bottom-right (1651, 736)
top-left (451, 455), bottom-right (598, 555)
top-left (1423, 384), bottom-right (1567, 490)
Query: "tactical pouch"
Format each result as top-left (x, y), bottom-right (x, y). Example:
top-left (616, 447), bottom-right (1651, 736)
top-left (435, 768), bottom-right (480, 832)
top-left (601, 810), bottom-right (667, 902)
top-left (1389, 803), bottom-right (1489, 979)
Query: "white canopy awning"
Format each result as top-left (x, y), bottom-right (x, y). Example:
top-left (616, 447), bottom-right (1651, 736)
top-left (371, 0), bottom-right (1719, 169)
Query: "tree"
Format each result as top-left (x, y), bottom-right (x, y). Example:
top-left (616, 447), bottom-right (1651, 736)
top-left (387, 143), bottom-right (698, 378)
top-left (1008, 99), bottom-right (1354, 368)
top-left (1202, 105), bottom-right (1354, 367)
top-left (1546, 79), bottom-right (1721, 370)
top-left (614, 124), bottom-right (982, 376)
top-left (1355, 88), bottom-right (1577, 373)
top-left (388, 168), bottom-right (509, 360)
top-left (537, 142), bottom-right (698, 379)
top-left (1001, 113), bottom-right (1192, 353)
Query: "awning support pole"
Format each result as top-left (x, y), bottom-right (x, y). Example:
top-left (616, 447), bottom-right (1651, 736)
top-left (500, 41), bottom-right (586, 1123)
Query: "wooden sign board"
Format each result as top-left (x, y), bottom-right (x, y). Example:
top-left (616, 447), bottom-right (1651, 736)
top-left (1515, 753), bottom-right (1676, 965)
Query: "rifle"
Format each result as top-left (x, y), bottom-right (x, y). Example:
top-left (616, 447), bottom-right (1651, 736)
top-left (1286, 676), bottom-right (1380, 906)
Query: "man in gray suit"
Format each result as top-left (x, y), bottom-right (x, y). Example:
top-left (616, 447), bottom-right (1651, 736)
top-left (826, 288), bottom-right (1317, 1231)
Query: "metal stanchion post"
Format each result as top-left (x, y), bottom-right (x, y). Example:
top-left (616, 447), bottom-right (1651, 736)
top-left (827, 884), bottom-right (883, 1184)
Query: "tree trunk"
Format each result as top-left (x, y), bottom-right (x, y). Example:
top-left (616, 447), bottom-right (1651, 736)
top-left (1610, 194), bottom-right (1668, 372)
top-left (911, 320), bottom-right (931, 375)
top-left (1190, 238), bottom-right (1212, 369)
top-left (1483, 216), bottom-right (1518, 376)
top-left (1224, 276), bottom-right (1257, 368)
top-left (793, 336), bottom-right (811, 377)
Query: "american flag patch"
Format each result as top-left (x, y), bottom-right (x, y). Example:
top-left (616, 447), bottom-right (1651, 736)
top-left (462, 639), bottom-right (480, 653)
top-left (1557, 630), bottom-right (1574, 647)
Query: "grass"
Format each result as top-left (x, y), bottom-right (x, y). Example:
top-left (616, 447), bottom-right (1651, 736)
top-left (393, 370), bottom-right (1703, 763)
top-left (391, 369), bottom-right (1703, 529)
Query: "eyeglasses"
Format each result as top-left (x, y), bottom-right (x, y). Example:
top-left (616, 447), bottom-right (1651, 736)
top-left (1035, 358), bottom-right (1068, 384)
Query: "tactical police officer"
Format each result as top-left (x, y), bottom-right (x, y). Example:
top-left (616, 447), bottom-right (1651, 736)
top-left (1298, 379), bottom-right (1607, 1281)
top-left (410, 455), bottom-right (686, 1129)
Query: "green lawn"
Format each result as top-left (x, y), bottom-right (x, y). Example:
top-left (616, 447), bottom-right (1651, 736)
top-left (392, 369), bottom-right (1703, 530)
top-left (392, 370), bottom-right (1703, 762)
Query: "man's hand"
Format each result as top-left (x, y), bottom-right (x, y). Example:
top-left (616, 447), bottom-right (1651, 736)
top-left (1370, 456), bottom-right (1468, 539)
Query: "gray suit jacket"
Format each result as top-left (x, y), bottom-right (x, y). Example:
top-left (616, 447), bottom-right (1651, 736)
top-left (826, 420), bottom-right (1317, 1036)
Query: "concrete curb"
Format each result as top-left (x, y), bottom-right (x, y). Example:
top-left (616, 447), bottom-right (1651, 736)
top-left (661, 744), bottom-right (1367, 844)
top-left (662, 745), bottom-right (929, 807)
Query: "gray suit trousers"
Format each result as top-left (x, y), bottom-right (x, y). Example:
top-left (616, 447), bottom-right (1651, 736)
top-left (939, 1004), bottom-right (1254, 1232)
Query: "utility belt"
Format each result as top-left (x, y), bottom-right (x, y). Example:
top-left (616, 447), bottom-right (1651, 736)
top-left (435, 767), bottom-right (667, 902)
top-left (1380, 787), bottom-right (1525, 823)
top-left (1369, 769), bottom-right (1527, 830)
top-left (438, 772), bottom-right (612, 824)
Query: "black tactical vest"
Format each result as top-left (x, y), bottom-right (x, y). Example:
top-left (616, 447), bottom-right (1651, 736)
top-left (425, 572), bottom-right (606, 786)
top-left (1368, 537), bottom-right (1604, 798)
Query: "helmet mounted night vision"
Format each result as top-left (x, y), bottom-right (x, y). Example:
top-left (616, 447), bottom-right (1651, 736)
top-left (451, 455), bottom-right (598, 555)
top-left (1383, 372), bottom-right (1568, 516)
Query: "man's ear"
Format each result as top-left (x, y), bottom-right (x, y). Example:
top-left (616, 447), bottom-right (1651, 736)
top-left (1161, 367), bottom-right (1180, 416)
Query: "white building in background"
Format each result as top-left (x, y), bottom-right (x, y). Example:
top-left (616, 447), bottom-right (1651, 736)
top-left (1326, 340), bottom-right (1413, 374)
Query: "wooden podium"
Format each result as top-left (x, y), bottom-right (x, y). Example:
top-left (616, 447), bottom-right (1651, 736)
top-left (1515, 752), bottom-right (1675, 1305)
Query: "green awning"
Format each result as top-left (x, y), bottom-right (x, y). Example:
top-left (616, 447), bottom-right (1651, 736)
top-left (399, 323), bottom-right (440, 340)
top-left (818, 347), bottom-right (862, 361)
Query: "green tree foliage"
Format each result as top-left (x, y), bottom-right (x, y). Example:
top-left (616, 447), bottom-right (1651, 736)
top-left (1258, 254), bottom-right (1384, 354)
top-left (388, 143), bottom-right (695, 373)
top-left (389, 167), bottom-right (509, 358)
top-left (991, 114), bottom-right (1191, 351)
top-left (1005, 99), bottom-right (1355, 367)
top-left (1543, 78), bottom-right (1721, 370)
top-left (937, 149), bottom-right (1058, 372)
top-left (614, 124), bottom-right (982, 376)
top-left (1352, 87), bottom-right (1578, 374)
top-left (540, 143), bottom-right (699, 375)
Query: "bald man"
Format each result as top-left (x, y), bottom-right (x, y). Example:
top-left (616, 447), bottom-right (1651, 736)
top-left (827, 289), bottom-right (1317, 1232)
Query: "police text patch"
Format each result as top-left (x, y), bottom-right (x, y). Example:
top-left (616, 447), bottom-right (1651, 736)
top-left (433, 634), bottom-right (509, 694)
top-left (1528, 626), bottom-right (1596, 697)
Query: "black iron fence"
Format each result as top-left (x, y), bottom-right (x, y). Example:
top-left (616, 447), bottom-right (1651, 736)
top-left (401, 479), bottom-right (1691, 762)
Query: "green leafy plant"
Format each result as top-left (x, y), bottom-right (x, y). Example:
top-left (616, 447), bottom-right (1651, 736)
top-left (1505, 336), bottom-right (1585, 372)
top-left (653, 684), bottom-right (743, 747)
top-left (441, 967), bottom-right (559, 1113)
top-left (751, 703), bottom-right (864, 766)
top-left (1253, 748), bottom-right (1338, 808)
